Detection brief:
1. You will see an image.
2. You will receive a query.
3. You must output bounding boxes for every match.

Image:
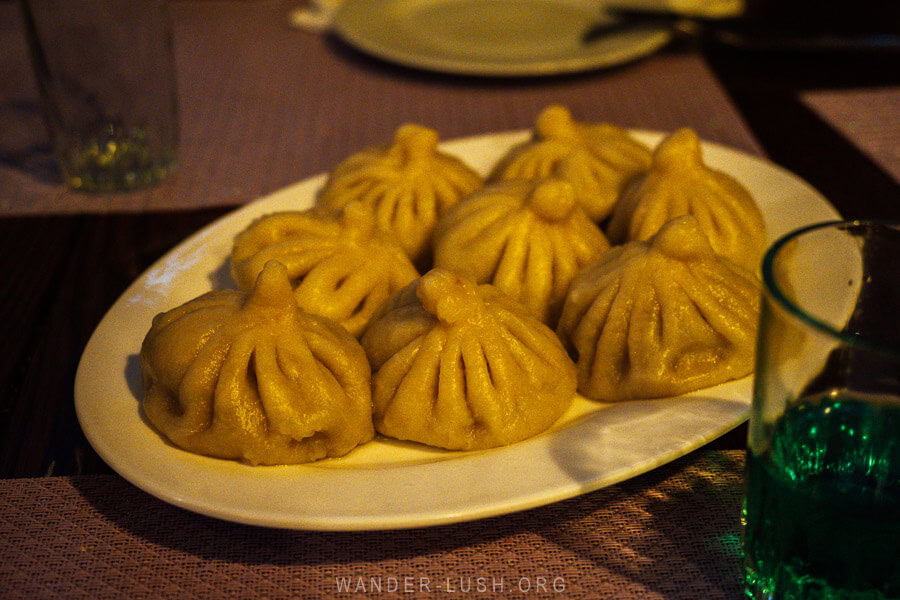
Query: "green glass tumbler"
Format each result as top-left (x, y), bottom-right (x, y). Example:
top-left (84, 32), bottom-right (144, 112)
top-left (743, 220), bottom-right (900, 599)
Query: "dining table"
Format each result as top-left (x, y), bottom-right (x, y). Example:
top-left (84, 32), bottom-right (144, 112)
top-left (1, 1), bottom-right (898, 598)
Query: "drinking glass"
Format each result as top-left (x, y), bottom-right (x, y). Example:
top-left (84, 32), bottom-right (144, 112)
top-left (743, 220), bottom-right (900, 599)
top-left (19, 0), bottom-right (179, 192)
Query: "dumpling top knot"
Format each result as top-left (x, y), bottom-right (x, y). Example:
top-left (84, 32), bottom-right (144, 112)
top-left (391, 124), bottom-right (440, 164)
top-left (417, 269), bottom-right (483, 326)
top-left (244, 260), bottom-right (296, 311)
top-left (649, 215), bottom-right (714, 261)
top-left (654, 128), bottom-right (702, 172)
top-left (528, 179), bottom-right (577, 221)
top-left (535, 104), bottom-right (580, 141)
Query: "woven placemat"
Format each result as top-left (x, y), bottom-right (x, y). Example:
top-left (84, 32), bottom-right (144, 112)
top-left (0, 449), bottom-right (746, 599)
top-left (800, 87), bottom-right (900, 184)
top-left (0, 1), bottom-right (761, 215)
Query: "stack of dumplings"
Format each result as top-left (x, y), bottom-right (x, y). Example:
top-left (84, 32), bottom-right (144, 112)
top-left (139, 107), bottom-right (768, 465)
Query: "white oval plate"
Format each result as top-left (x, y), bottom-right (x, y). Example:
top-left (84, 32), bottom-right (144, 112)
top-left (75, 129), bottom-right (840, 530)
top-left (331, 0), bottom-right (673, 77)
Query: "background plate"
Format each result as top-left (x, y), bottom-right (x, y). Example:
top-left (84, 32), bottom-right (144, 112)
top-left (331, 0), bottom-right (673, 76)
top-left (75, 129), bottom-right (840, 530)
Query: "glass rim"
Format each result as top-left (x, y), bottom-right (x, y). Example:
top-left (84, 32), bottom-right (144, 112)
top-left (762, 218), bottom-right (900, 358)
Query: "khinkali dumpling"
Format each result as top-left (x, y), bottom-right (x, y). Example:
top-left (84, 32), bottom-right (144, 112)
top-left (433, 178), bottom-right (610, 326)
top-left (489, 105), bottom-right (652, 221)
top-left (361, 269), bottom-right (576, 450)
top-left (606, 128), bottom-right (766, 272)
top-left (231, 203), bottom-right (419, 337)
top-left (141, 261), bottom-right (374, 464)
top-left (557, 216), bottom-right (760, 402)
top-left (317, 124), bottom-right (483, 267)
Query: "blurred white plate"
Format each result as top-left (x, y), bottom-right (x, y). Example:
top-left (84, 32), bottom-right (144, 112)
top-left (75, 129), bottom-right (840, 530)
top-left (331, 0), bottom-right (673, 76)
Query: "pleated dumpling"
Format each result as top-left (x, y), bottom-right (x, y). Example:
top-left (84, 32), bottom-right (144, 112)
top-left (140, 261), bottom-right (374, 464)
top-left (231, 202), bottom-right (419, 337)
top-left (489, 105), bottom-right (652, 221)
top-left (606, 128), bottom-right (767, 272)
top-left (557, 216), bottom-right (760, 402)
top-left (433, 178), bottom-right (610, 326)
top-left (316, 124), bottom-right (483, 266)
top-left (361, 269), bottom-right (577, 450)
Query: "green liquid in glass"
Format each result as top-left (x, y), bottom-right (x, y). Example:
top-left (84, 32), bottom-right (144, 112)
top-left (744, 392), bottom-right (900, 599)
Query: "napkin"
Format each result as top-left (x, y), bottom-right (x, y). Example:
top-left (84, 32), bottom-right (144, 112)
top-left (288, 0), bottom-right (344, 32)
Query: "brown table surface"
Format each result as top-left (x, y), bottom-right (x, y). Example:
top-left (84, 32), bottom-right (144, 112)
top-left (1, 1), bottom-right (898, 598)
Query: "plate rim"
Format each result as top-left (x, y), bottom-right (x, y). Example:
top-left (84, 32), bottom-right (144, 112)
top-left (74, 127), bottom-right (841, 531)
top-left (330, 0), bottom-right (674, 77)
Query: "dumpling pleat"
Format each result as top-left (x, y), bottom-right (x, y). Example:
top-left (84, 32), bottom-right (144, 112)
top-left (214, 333), bottom-right (265, 436)
top-left (309, 254), bottom-right (373, 317)
top-left (491, 221), bottom-right (530, 300)
top-left (245, 244), bottom-right (338, 290)
top-left (460, 334), bottom-right (510, 434)
top-left (567, 273), bottom-right (619, 359)
top-left (678, 268), bottom-right (754, 348)
top-left (373, 184), bottom-right (402, 231)
top-left (327, 173), bottom-right (378, 209)
top-left (464, 199), bottom-right (519, 247)
top-left (590, 136), bottom-right (650, 172)
top-left (499, 314), bottom-right (559, 383)
top-left (434, 333), bottom-right (477, 439)
top-left (415, 180), bottom-right (439, 223)
top-left (459, 213), bottom-right (518, 278)
top-left (694, 261), bottom-right (759, 315)
top-left (522, 224), bottom-right (553, 320)
top-left (377, 331), bottom-right (443, 432)
top-left (627, 278), bottom-right (665, 379)
top-left (394, 183), bottom-right (417, 234)
top-left (255, 335), bottom-right (330, 441)
top-left (590, 275), bottom-right (634, 388)
top-left (429, 173), bottom-right (460, 215)
top-left (165, 327), bottom-right (230, 433)
top-left (633, 188), bottom-right (676, 240)
top-left (151, 301), bottom-right (235, 343)
top-left (547, 226), bottom-right (577, 298)
top-left (443, 193), bottom-right (502, 228)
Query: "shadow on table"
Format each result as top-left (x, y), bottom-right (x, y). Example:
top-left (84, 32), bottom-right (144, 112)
top-left (0, 98), bottom-right (61, 185)
top-left (543, 449), bottom-right (746, 598)
top-left (69, 473), bottom-right (563, 566)
top-left (538, 398), bottom-right (747, 597)
top-left (71, 450), bottom-right (744, 599)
